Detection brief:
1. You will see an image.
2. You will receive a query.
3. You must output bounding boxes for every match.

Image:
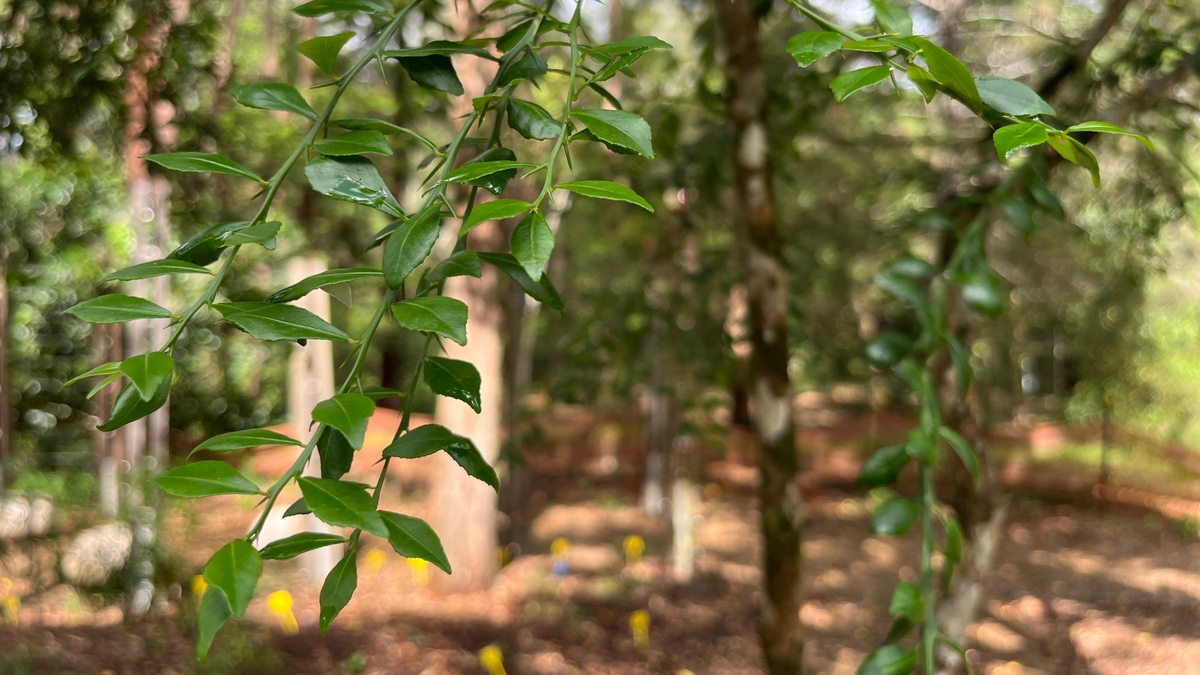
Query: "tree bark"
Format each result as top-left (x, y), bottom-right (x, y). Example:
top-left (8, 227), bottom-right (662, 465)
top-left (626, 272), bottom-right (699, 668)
top-left (717, 1), bottom-right (804, 672)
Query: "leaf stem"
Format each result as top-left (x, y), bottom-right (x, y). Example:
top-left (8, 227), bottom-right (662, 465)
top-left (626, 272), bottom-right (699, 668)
top-left (534, 3), bottom-right (582, 209)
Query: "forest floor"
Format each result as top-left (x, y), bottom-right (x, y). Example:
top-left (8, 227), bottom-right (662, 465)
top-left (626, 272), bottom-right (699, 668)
top-left (4, 406), bottom-right (1200, 675)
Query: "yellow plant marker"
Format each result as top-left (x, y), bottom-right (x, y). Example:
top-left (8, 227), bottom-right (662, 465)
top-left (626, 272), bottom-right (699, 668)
top-left (479, 644), bottom-right (507, 675)
top-left (192, 575), bottom-right (208, 597)
top-left (551, 537), bottom-right (570, 557)
top-left (267, 590), bottom-right (299, 635)
top-left (2, 595), bottom-right (19, 626)
top-left (497, 545), bottom-right (511, 567)
top-left (365, 549), bottom-right (386, 576)
top-left (407, 558), bottom-right (429, 586)
top-left (624, 535), bottom-right (645, 566)
top-left (630, 609), bottom-right (650, 650)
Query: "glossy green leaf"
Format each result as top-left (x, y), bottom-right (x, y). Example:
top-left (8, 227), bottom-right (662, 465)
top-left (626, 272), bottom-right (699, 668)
top-left (382, 424), bottom-right (499, 490)
top-left (101, 260), bottom-right (212, 283)
top-left (428, 250), bottom-right (482, 282)
top-left (865, 332), bottom-right (912, 367)
top-left (297, 477), bottom-right (388, 537)
top-left (193, 428), bottom-right (303, 454)
top-left (231, 83), bottom-right (317, 120)
top-left (319, 550), bottom-right (357, 632)
top-left (298, 32), bottom-right (354, 78)
top-left (842, 39), bottom-right (894, 53)
top-left (872, 0), bottom-right (913, 35)
top-left (391, 297), bottom-right (468, 346)
top-left (65, 361), bottom-right (120, 387)
top-left (959, 272), bottom-right (1003, 317)
top-left (571, 128), bottom-right (638, 155)
top-left (305, 155), bottom-right (404, 217)
top-left (1066, 120), bottom-right (1153, 150)
top-left (424, 357), bottom-right (481, 413)
top-left (945, 332), bottom-right (973, 396)
top-left (143, 152), bottom-right (264, 183)
top-left (939, 426), bottom-right (979, 483)
top-left (888, 581), bottom-right (922, 622)
top-left (98, 378), bottom-right (171, 431)
top-left (312, 393), bottom-right (375, 449)
top-left (856, 644), bottom-right (916, 675)
top-left (65, 294), bottom-right (172, 324)
top-left (267, 268), bottom-right (383, 304)
top-left (383, 214), bottom-right (441, 289)
top-left (215, 302), bottom-right (351, 342)
top-left (334, 118), bottom-right (401, 134)
top-left (831, 66), bottom-right (890, 103)
top-left (555, 180), bottom-right (653, 212)
top-left (441, 160), bottom-right (535, 186)
top-left (874, 273), bottom-right (925, 309)
top-left (993, 122), bottom-right (1049, 161)
top-left (588, 36), bottom-right (672, 58)
top-left (259, 532), bottom-right (347, 561)
top-left (940, 512), bottom-right (964, 585)
top-left (497, 50), bottom-right (548, 88)
top-left (857, 445), bottom-right (910, 487)
top-left (294, 0), bottom-right (391, 17)
top-left (317, 428), bottom-right (355, 480)
top-left (510, 212), bottom-right (554, 282)
top-left (506, 98), bottom-right (563, 141)
top-left (914, 37), bottom-right (980, 108)
top-left (461, 199), bottom-right (533, 237)
top-left (786, 31), bottom-right (842, 68)
top-left (1053, 135), bottom-right (1101, 187)
top-left (88, 373), bottom-right (123, 399)
top-left (394, 55), bottom-right (463, 95)
top-left (380, 511), bottom-right (451, 574)
top-left (457, 147), bottom-right (521, 196)
top-left (887, 255), bottom-right (936, 278)
top-left (314, 130), bottom-right (393, 156)
top-left (224, 220), bottom-right (281, 248)
top-left (572, 109), bottom-right (654, 158)
top-left (976, 76), bottom-right (1055, 117)
top-left (196, 586), bottom-right (231, 660)
top-left (870, 496), bottom-right (918, 536)
top-left (203, 539), bottom-right (261, 618)
top-left (283, 497), bottom-right (311, 518)
top-left (119, 352), bottom-right (174, 401)
top-left (167, 221), bottom-right (251, 266)
top-left (383, 40), bottom-right (493, 59)
top-left (361, 386), bottom-right (404, 401)
top-left (477, 252), bottom-right (564, 311)
top-left (151, 460), bottom-right (261, 498)
top-left (906, 65), bottom-right (938, 103)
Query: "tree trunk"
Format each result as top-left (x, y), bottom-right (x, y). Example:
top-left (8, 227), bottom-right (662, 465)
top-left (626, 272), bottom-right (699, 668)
top-left (716, 1), bottom-right (804, 672)
top-left (0, 248), bottom-right (9, 491)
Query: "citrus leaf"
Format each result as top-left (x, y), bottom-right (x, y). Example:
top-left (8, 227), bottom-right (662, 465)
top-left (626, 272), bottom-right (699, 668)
top-left (786, 31), bottom-right (842, 68)
top-left (888, 581), bottom-right (923, 622)
top-left (872, 0), bottom-right (913, 35)
top-left (118, 352), bottom-right (174, 401)
top-left (305, 155), bottom-right (404, 217)
top-left (314, 129), bottom-right (393, 156)
top-left (150, 461), bottom-right (262, 498)
top-left (993, 122), bottom-right (1049, 161)
top-left (856, 644), bottom-right (916, 675)
top-left (394, 55), bottom-right (463, 95)
top-left (510, 211), bottom-right (554, 282)
top-left (203, 539), bottom-right (262, 617)
top-left (555, 180), bottom-right (653, 212)
top-left (144, 152), bottom-right (264, 183)
top-left (259, 532), bottom-right (347, 561)
top-left (383, 40), bottom-right (494, 59)
top-left (477, 252), bottom-right (564, 310)
top-left (382, 424), bottom-right (498, 490)
top-left (440, 160), bottom-right (536, 186)
top-left (297, 32), bottom-right (355, 78)
top-left (865, 332), bottom-right (912, 366)
top-left (380, 511), bottom-right (451, 574)
top-left (297, 477), bottom-right (388, 536)
top-left (938, 426), bottom-right (979, 483)
top-left (193, 429), bottom-right (303, 454)
top-left (383, 213), bottom-right (441, 289)
top-left (215, 302), bottom-right (351, 342)
top-left (1067, 120), bottom-right (1154, 150)
top-left (913, 37), bottom-right (980, 108)
top-left (231, 83), bottom-right (317, 120)
top-left (460, 199), bottom-right (533, 237)
top-left (976, 76), bottom-right (1055, 117)
top-left (428, 250), bottom-right (482, 282)
top-left (871, 496), bottom-right (918, 536)
top-left (294, 0), bottom-right (391, 17)
top-left (424, 356), bottom-right (481, 413)
top-left (390, 297), bottom-right (468, 346)
top-left (98, 378), bottom-right (171, 431)
top-left (831, 66), bottom-right (890, 103)
top-left (311, 393), bottom-right (375, 449)
top-left (101, 260), bottom-right (212, 282)
top-left (506, 98), bottom-right (563, 140)
top-left (587, 36), bottom-right (672, 58)
top-left (572, 109), bottom-right (654, 158)
top-left (319, 550), bottom-right (357, 632)
top-left (65, 294), bottom-right (172, 323)
top-left (857, 445), bottom-right (909, 487)
top-left (196, 586), bottom-right (231, 660)
top-left (267, 268), bottom-right (383, 304)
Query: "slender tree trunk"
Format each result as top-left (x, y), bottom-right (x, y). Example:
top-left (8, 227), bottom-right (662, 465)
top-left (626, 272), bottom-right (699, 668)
top-left (717, 1), bottom-right (804, 672)
top-left (0, 248), bottom-right (9, 491)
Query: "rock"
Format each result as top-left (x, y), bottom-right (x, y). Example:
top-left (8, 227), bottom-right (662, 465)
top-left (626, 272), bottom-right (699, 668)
top-left (62, 522), bottom-right (132, 586)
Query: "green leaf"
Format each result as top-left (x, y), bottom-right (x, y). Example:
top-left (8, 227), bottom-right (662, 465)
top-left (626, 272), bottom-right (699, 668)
top-left (305, 155), bottom-right (404, 217)
top-left (119, 352), bottom-right (174, 401)
top-left (151, 461), bottom-right (262, 498)
top-left (856, 645), bottom-right (916, 675)
top-left (865, 332), bottom-right (912, 367)
top-left (167, 221), bottom-right (251, 266)
top-left (938, 426), bottom-right (979, 483)
top-left (312, 393), bottom-right (375, 449)
top-left (458, 147), bottom-right (521, 196)
top-left (940, 512), bottom-right (964, 585)
top-left (1066, 120), bottom-right (1154, 150)
top-left (196, 586), bottom-right (231, 660)
top-left (143, 152), bottom-right (264, 183)
top-left (786, 31), bottom-right (842, 67)
top-left (380, 511), bottom-right (451, 574)
top-left (913, 37), bottom-right (980, 108)
top-left (506, 98), bottom-right (564, 141)
top-left (1051, 135), bottom-right (1101, 187)
top-left (510, 212), bottom-right (554, 282)
top-left (394, 55), bottom-right (463, 95)
top-left (842, 39), bottom-right (895, 53)
top-left (477, 252), bottom-right (564, 311)
top-left (215, 302), bottom-right (351, 342)
top-left (298, 32), bottom-right (355, 78)
top-left (959, 272), bottom-right (1003, 317)
top-left (224, 220), bottom-right (281, 248)
top-left (424, 356), bottom-right (481, 413)
top-left (317, 428), bottom-right (355, 480)
top-left (906, 65), bottom-right (938, 103)
top-left (441, 160), bottom-right (535, 186)
top-left (334, 118), bottom-right (400, 134)
top-left (101, 260), bottom-right (212, 282)
top-left (497, 50), bottom-right (548, 88)
top-left (870, 496), bottom-right (918, 536)
top-left (193, 429), bottom-right (303, 454)
top-left (993, 122), bottom-right (1050, 161)
top-left (945, 332), bottom-right (973, 397)
top-left (571, 128), bottom-right (638, 155)
top-left (319, 550), bottom-right (358, 633)
top-left (976, 76), bottom-right (1055, 117)
top-left (231, 83), bottom-right (317, 120)
top-left (588, 49), bottom-right (650, 84)
top-left (382, 424), bottom-right (499, 490)
top-left (857, 445), bottom-right (910, 487)
top-left (383, 40), bottom-right (494, 59)
top-left (65, 294), bottom-right (172, 323)
top-left (872, 0), bottom-right (913, 35)
top-left (383, 214), bottom-right (442, 289)
top-left (88, 373), bottom-right (122, 399)
top-left (888, 255), bottom-right (936, 278)
top-left (314, 130), bottom-right (393, 156)
top-left (831, 66), bottom-right (890, 103)
top-left (283, 497), bottom-right (311, 518)
top-left (874, 273), bottom-right (925, 309)
top-left (203, 539), bottom-right (262, 617)
top-left (294, 0), bottom-right (391, 17)
top-left (98, 378), bottom-right (171, 431)
top-left (259, 532), bottom-right (347, 561)
top-left (888, 581), bottom-right (922, 622)
top-left (554, 180), bottom-right (653, 212)
top-left (461, 199), bottom-right (533, 237)
top-left (428, 250), bottom-right (482, 282)
top-left (391, 297), bottom-right (469, 346)
top-left (572, 109), bottom-right (655, 158)
top-left (66, 361), bottom-right (121, 387)
top-left (588, 36), bottom-right (672, 58)
top-left (361, 386), bottom-right (404, 401)
top-left (297, 477), bottom-right (388, 537)
top-left (267, 268), bottom-right (383, 304)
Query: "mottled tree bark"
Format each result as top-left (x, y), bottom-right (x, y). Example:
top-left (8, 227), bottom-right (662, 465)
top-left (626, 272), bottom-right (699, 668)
top-left (717, 1), bottom-right (804, 672)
